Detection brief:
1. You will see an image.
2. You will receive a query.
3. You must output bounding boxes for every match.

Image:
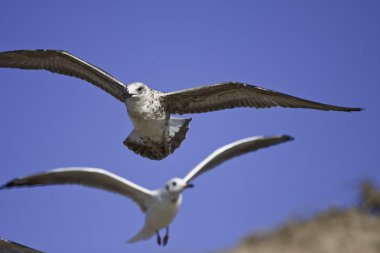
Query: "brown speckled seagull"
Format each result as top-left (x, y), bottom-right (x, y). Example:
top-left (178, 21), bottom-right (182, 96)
top-left (0, 49), bottom-right (362, 160)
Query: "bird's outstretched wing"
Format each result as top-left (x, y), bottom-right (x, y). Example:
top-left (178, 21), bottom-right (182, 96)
top-left (0, 49), bottom-right (126, 102)
top-left (161, 82), bottom-right (362, 114)
top-left (0, 167), bottom-right (154, 212)
top-left (0, 237), bottom-right (43, 253)
top-left (183, 135), bottom-right (293, 183)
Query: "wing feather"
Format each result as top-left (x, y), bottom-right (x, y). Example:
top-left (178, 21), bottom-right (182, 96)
top-left (0, 49), bottom-right (126, 102)
top-left (162, 82), bottom-right (362, 114)
top-left (0, 237), bottom-right (43, 253)
top-left (0, 167), bottom-right (154, 212)
top-left (183, 135), bottom-right (293, 183)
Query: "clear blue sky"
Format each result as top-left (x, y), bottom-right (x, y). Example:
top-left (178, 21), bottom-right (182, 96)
top-left (0, 1), bottom-right (379, 253)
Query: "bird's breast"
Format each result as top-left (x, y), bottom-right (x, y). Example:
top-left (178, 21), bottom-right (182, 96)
top-left (126, 97), bottom-right (166, 120)
top-left (146, 197), bottom-right (181, 230)
top-left (126, 98), bottom-right (169, 143)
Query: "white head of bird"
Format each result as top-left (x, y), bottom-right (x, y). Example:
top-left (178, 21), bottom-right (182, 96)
top-left (161, 178), bottom-right (194, 202)
top-left (125, 82), bottom-right (149, 99)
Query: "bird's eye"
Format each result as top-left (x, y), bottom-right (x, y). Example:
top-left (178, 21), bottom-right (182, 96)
top-left (137, 86), bottom-right (143, 92)
top-left (172, 182), bottom-right (177, 187)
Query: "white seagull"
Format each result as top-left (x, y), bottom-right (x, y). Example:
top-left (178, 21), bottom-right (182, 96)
top-left (0, 50), bottom-right (361, 160)
top-left (1, 135), bottom-right (293, 246)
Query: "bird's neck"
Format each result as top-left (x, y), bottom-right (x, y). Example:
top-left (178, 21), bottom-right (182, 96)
top-left (160, 190), bottom-right (183, 205)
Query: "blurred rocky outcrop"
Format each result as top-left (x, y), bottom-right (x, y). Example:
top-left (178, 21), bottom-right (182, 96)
top-left (360, 180), bottom-right (380, 215)
top-left (221, 181), bottom-right (380, 253)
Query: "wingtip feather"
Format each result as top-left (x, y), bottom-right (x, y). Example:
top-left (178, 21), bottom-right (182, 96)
top-left (343, 107), bottom-right (363, 112)
top-left (281, 135), bottom-right (295, 142)
top-left (0, 178), bottom-right (17, 190)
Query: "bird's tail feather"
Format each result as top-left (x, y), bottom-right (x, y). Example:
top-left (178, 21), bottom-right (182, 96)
top-left (127, 225), bottom-right (156, 244)
top-left (168, 117), bottom-right (191, 152)
top-left (124, 118), bottom-right (191, 160)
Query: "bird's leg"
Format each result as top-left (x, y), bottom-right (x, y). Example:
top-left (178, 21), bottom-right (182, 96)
top-left (156, 230), bottom-right (161, 246)
top-left (163, 226), bottom-right (169, 246)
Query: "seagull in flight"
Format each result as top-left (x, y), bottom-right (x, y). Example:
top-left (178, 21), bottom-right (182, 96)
top-left (1, 135), bottom-right (293, 246)
top-left (0, 50), bottom-right (361, 160)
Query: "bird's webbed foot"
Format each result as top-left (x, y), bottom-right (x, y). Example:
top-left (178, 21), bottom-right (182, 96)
top-left (156, 230), bottom-right (161, 245)
top-left (163, 227), bottom-right (169, 246)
